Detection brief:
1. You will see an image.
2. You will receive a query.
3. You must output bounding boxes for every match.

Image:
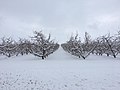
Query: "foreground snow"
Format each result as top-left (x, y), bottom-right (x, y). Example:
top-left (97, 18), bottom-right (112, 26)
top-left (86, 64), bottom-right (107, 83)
top-left (0, 48), bottom-right (120, 90)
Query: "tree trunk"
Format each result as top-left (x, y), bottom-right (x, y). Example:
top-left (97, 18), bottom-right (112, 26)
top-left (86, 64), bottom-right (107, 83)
top-left (42, 49), bottom-right (45, 60)
top-left (42, 56), bottom-right (44, 59)
top-left (113, 55), bottom-right (116, 58)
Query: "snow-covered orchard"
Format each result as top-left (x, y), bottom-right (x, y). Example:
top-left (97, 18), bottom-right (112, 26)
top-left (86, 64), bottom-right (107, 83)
top-left (0, 31), bottom-right (120, 90)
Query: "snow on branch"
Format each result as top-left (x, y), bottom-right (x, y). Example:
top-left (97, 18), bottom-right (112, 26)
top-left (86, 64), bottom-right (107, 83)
top-left (61, 32), bottom-right (96, 59)
top-left (30, 31), bottom-right (59, 59)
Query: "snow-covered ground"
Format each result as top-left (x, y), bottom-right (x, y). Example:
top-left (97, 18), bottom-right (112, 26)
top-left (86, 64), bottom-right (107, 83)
top-left (0, 47), bottom-right (120, 90)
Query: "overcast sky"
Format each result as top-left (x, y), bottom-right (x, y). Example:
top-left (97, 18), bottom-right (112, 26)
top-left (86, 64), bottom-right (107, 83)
top-left (0, 0), bottom-right (120, 43)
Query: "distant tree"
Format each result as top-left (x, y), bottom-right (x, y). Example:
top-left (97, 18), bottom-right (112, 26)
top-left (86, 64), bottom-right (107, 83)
top-left (0, 37), bottom-right (16, 57)
top-left (93, 34), bottom-right (118, 58)
top-left (93, 37), bottom-right (104, 55)
top-left (15, 38), bottom-right (32, 56)
top-left (115, 31), bottom-right (120, 53)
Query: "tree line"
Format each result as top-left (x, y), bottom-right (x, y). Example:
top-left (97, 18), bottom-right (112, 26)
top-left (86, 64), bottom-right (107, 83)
top-left (61, 31), bottom-right (120, 59)
top-left (0, 31), bottom-right (120, 59)
top-left (0, 31), bottom-right (59, 59)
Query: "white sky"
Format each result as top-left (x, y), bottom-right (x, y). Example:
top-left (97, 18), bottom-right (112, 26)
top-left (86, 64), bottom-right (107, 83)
top-left (0, 0), bottom-right (120, 43)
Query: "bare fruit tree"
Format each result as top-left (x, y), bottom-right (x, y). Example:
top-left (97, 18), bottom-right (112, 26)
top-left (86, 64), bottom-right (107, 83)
top-left (93, 34), bottom-right (118, 58)
top-left (115, 31), bottom-right (120, 54)
top-left (0, 37), bottom-right (16, 57)
top-left (30, 31), bottom-right (59, 59)
top-left (15, 38), bottom-right (32, 56)
top-left (61, 32), bottom-right (97, 59)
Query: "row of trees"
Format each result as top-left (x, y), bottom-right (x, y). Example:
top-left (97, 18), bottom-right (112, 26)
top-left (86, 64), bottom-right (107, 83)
top-left (0, 31), bottom-right (59, 59)
top-left (61, 31), bottom-right (120, 59)
top-left (1, 31), bottom-right (120, 59)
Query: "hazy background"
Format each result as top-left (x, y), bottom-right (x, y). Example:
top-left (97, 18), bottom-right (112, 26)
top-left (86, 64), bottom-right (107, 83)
top-left (0, 0), bottom-right (120, 43)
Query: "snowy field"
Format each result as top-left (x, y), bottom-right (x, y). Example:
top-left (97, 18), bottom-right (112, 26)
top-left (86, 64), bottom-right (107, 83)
top-left (0, 47), bottom-right (120, 90)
